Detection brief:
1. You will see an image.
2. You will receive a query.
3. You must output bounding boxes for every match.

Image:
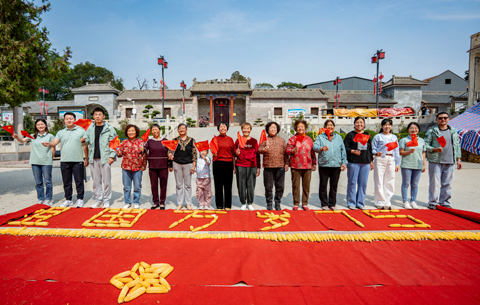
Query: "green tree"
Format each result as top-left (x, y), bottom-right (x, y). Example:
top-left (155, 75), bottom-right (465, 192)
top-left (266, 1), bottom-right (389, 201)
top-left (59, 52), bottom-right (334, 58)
top-left (230, 71), bottom-right (247, 82)
top-left (23, 113), bottom-right (35, 133)
top-left (69, 61), bottom-right (124, 91)
top-left (277, 82), bottom-right (303, 89)
top-left (38, 50), bottom-right (72, 101)
top-left (0, 0), bottom-right (71, 108)
top-left (255, 83), bottom-right (274, 89)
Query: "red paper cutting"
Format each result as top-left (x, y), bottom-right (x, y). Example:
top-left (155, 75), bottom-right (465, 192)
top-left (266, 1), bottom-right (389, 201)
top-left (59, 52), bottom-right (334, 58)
top-left (20, 130), bottom-right (35, 140)
top-left (437, 136), bottom-right (447, 148)
top-left (353, 133), bottom-right (370, 146)
top-left (195, 140), bottom-right (210, 152)
top-left (141, 129), bottom-right (150, 142)
top-left (406, 134), bottom-right (418, 147)
top-left (162, 140), bottom-right (179, 151)
top-left (386, 141), bottom-right (398, 151)
top-left (237, 132), bottom-right (247, 149)
top-left (210, 136), bottom-right (219, 154)
top-left (1, 125), bottom-right (13, 135)
top-left (74, 119), bottom-right (92, 130)
top-left (259, 130), bottom-right (267, 145)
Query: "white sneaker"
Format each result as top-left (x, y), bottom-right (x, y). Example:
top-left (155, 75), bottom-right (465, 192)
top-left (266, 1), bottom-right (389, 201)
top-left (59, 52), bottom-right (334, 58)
top-left (60, 200), bottom-right (73, 208)
top-left (240, 204), bottom-right (247, 211)
top-left (102, 202), bottom-right (110, 208)
top-left (123, 204), bottom-right (131, 209)
top-left (91, 201), bottom-right (102, 209)
top-left (375, 203), bottom-right (384, 209)
top-left (75, 199), bottom-right (84, 208)
top-left (410, 202), bottom-right (419, 210)
top-left (133, 204), bottom-right (140, 209)
top-left (43, 200), bottom-right (53, 206)
top-left (37, 200), bottom-right (44, 205)
top-left (248, 204), bottom-right (254, 211)
top-left (403, 202), bottom-right (412, 209)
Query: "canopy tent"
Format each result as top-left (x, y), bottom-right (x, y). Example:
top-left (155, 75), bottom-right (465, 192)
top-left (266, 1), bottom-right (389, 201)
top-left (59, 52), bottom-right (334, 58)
top-left (449, 103), bottom-right (480, 155)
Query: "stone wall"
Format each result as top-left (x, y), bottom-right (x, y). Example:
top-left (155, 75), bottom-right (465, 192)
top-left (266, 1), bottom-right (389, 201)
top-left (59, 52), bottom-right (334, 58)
top-left (385, 87), bottom-right (422, 111)
top-left (247, 99), bottom-right (327, 124)
top-left (74, 93), bottom-right (116, 118)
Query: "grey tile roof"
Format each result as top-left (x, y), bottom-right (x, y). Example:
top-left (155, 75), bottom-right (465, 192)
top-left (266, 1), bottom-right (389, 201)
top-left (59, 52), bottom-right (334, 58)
top-left (22, 100), bottom-right (74, 114)
top-left (116, 90), bottom-right (192, 102)
top-left (190, 79), bottom-right (252, 93)
top-left (71, 83), bottom-right (121, 94)
top-left (422, 93), bottom-right (456, 105)
top-left (250, 89), bottom-right (327, 99)
top-left (323, 91), bottom-right (396, 105)
top-left (383, 75), bottom-right (428, 88)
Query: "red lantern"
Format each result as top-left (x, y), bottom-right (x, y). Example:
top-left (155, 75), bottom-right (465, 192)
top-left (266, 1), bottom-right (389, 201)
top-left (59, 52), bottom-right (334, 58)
top-left (379, 73), bottom-right (384, 80)
top-left (44, 90), bottom-right (49, 94)
top-left (337, 78), bottom-right (342, 84)
top-left (38, 88), bottom-right (43, 93)
top-left (163, 62), bottom-right (168, 69)
top-left (373, 77), bottom-right (377, 82)
top-left (371, 56), bottom-right (378, 63)
top-left (157, 58), bottom-right (164, 65)
top-left (333, 80), bottom-right (337, 86)
top-left (378, 52), bottom-right (385, 59)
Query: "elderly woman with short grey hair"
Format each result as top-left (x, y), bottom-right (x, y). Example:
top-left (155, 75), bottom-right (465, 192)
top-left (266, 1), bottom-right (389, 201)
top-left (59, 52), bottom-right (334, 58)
top-left (168, 123), bottom-right (197, 209)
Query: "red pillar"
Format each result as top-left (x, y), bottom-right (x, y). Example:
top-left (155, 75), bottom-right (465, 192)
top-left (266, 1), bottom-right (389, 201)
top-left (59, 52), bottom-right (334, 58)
top-left (209, 96), bottom-right (213, 125)
top-left (230, 96), bottom-right (234, 124)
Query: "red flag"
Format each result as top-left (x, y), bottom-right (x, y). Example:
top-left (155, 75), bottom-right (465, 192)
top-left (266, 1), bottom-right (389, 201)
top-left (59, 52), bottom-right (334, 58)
top-left (295, 135), bottom-right (305, 145)
top-left (1, 125), bottom-right (14, 135)
top-left (437, 136), bottom-right (447, 148)
top-left (21, 130), bottom-right (35, 140)
top-left (259, 130), bottom-right (267, 145)
top-left (74, 119), bottom-right (92, 130)
top-left (237, 132), bottom-right (247, 149)
top-left (210, 136), bottom-right (219, 154)
top-left (321, 128), bottom-right (331, 140)
top-left (141, 129), bottom-right (150, 142)
top-left (386, 141), bottom-right (398, 151)
top-left (161, 140), bottom-right (179, 151)
top-left (195, 140), bottom-right (210, 152)
top-left (109, 136), bottom-right (120, 150)
top-left (406, 134), bottom-right (418, 147)
top-left (353, 133), bottom-right (370, 146)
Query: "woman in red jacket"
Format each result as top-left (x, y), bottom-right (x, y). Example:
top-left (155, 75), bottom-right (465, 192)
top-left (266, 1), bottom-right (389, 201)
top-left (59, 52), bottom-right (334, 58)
top-left (211, 121), bottom-right (235, 210)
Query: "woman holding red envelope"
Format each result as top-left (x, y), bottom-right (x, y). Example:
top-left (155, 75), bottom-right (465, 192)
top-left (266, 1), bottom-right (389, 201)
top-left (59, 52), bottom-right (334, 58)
top-left (234, 122), bottom-right (261, 211)
top-left (424, 112), bottom-right (462, 209)
top-left (399, 122), bottom-right (426, 209)
top-left (372, 118), bottom-right (400, 210)
top-left (343, 117), bottom-right (374, 210)
top-left (313, 119), bottom-right (347, 210)
top-left (211, 121), bottom-right (235, 210)
top-left (286, 120), bottom-right (316, 210)
top-left (12, 119), bottom-right (55, 206)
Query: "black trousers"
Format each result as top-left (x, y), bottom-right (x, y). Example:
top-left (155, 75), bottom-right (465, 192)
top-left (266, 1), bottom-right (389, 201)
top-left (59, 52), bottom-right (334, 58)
top-left (60, 161), bottom-right (85, 201)
top-left (212, 161), bottom-right (233, 209)
top-left (318, 167), bottom-right (341, 208)
top-left (263, 167), bottom-right (285, 208)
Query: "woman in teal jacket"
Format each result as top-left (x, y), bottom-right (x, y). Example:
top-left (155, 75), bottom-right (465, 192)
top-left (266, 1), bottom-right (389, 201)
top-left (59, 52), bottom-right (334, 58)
top-left (313, 119), bottom-right (347, 210)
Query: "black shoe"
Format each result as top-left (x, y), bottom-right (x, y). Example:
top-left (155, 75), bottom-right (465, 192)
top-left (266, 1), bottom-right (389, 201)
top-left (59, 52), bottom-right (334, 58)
top-left (151, 204), bottom-right (159, 210)
top-left (160, 204), bottom-right (165, 210)
top-left (428, 204), bottom-right (437, 210)
top-left (275, 204), bottom-right (281, 211)
top-left (267, 204), bottom-right (273, 211)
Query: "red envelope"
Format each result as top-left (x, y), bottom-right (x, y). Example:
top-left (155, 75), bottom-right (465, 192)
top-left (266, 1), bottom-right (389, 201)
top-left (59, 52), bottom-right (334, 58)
top-left (296, 135), bottom-right (305, 145)
top-left (74, 119), bottom-right (92, 130)
top-left (21, 130), bottom-right (35, 140)
top-left (109, 136), bottom-right (120, 150)
top-left (141, 129), bottom-right (150, 142)
top-left (237, 132), bottom-right (247, 149)
top-left (437, 136), bottom-right (447, 148)
top-left (353, 133), bottom-right (370, 146)
top-left (195, 140), bottom-right (210, 152)
top-left (259, 130), bottom-right (267, 145)
top-left (1, 125), bottom-right (14, 135)
top-left (406, 134), bottom-right (418, 147)
top-left (161, 140), bottom-right (179, 151)
top-left (386, 141), bottom-right (398, 151)
top-left (321, 128), bottom-right (331, 140)
top-left (210, 136), bottom-right (219, 154)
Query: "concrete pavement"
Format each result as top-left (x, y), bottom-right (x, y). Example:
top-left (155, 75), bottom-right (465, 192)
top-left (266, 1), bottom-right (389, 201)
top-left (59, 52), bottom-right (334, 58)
top-left (1, 126), bottom-right (479, 215)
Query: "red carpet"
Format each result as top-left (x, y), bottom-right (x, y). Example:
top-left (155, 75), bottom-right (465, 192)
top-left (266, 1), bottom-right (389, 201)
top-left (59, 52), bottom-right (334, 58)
top-left (3, 206), bottom-right (480, 231)
top-left (437, 205), bottom-right (480, 225)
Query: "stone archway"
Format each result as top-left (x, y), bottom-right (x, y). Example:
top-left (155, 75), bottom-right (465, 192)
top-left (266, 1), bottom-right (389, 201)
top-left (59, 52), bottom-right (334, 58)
top-left (86, 103), bottom-right (110, 120)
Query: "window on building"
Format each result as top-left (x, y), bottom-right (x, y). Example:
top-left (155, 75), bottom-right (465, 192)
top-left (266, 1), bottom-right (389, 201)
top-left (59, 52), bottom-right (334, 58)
top-left (311, 107), bottom-right (319, 115)
top-left (445, 79), bottom-right (451, 84)
top-left (274, 107), bottom-right (282, 116)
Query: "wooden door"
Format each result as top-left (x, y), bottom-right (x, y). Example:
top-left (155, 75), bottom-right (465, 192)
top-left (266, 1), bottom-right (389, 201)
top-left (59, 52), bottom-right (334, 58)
top-left (214, 99), bottom-right (229, 125)
top-left (164, 108), bottom-right (171, 118)
top-left (126, 108), bottom-right (133, 118)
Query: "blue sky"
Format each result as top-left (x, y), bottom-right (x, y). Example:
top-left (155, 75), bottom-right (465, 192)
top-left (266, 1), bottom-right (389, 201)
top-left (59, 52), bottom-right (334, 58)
top-left (40, 0), bottom-right (480, 90)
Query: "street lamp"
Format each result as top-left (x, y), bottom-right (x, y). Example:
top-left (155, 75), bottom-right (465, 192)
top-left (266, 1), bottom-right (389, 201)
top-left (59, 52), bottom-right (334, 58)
top-left (371, 49), bottom-right (385, 109)
top-left (157, 56), bottom-right (168, 118)
top-left (333, 77), bottom-right (341, 108)
top-left (180, 80), bottom-right (186, 115)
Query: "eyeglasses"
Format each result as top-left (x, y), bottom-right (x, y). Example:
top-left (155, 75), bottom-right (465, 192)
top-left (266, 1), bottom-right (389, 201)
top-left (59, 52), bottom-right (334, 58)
top-left (437, 117), bottom-right (449, 120)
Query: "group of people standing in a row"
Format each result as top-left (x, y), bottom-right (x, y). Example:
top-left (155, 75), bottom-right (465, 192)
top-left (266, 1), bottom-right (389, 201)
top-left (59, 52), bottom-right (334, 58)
top-left (13, 108), bottom-right (462, 211)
